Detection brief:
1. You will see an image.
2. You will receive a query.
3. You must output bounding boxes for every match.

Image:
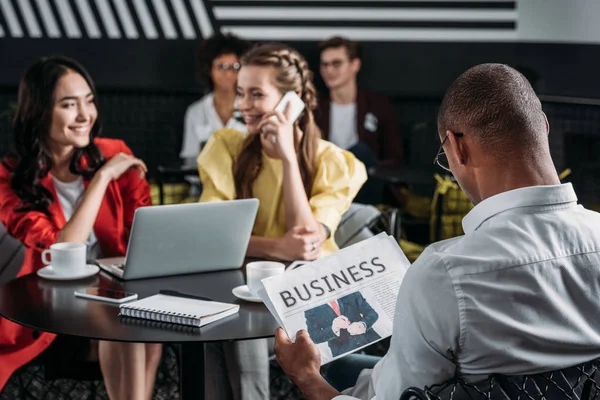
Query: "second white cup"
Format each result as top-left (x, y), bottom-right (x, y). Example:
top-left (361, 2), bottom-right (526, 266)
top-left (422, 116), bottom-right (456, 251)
top-left (41, 242), bottom-right (86, 276)
top-left (246, 261), bottom-right (285, 296)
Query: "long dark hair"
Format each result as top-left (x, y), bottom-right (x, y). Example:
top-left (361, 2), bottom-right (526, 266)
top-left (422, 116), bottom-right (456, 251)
top-left (4, 56), bottom-right (104, 215)
top-left (233, 43), bottom-right (321, 199)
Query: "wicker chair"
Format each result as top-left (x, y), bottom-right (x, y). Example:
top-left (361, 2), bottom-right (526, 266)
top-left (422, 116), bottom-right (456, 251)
top-left (400, 358), bottom-right (600, 400)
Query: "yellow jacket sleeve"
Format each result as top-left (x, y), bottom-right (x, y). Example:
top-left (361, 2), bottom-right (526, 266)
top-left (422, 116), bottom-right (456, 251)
top-left (310, 146), bottom-right (367, 235)
top-left (197, 129), bottom-right (242, 202)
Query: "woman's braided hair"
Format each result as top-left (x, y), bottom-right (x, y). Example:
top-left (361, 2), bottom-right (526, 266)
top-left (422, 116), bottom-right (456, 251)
top-left (233, 43), bottom-right (321, 199)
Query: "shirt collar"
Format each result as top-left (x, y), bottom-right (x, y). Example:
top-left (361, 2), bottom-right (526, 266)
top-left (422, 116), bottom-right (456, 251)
top-left (462, 183), bottom-right (578, 234)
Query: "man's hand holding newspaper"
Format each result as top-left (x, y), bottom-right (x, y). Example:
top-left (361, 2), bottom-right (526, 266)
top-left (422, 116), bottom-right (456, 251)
top-left (258, 233), bottom-right (410, 365)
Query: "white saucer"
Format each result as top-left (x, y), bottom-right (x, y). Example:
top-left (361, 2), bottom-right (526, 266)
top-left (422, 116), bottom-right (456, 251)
top-left (232, 285), bottom-right (262, 303)
top-left (37, 264), bottom-right (99, 281)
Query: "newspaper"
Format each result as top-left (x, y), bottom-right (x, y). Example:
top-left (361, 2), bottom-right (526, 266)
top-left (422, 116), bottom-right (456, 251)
top-left (258, 233), bottom-right (410, 365)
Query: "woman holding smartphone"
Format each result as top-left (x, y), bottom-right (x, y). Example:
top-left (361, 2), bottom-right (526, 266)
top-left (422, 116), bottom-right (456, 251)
top-left (197, 43), bottom-right (366, 399)
top-left (199, 42), bottom-right (367, 260)
top-left (0, 56), bottom-right (162, 400)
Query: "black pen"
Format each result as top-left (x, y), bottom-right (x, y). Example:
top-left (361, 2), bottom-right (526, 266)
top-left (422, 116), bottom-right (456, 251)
top-left (159, 289), bottom-right (213, 301)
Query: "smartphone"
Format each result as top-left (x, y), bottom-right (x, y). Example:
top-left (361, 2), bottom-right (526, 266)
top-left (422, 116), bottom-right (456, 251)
top-left (274, 91), bottom-right (305, 125)
top-left (74, 287), bottom-right (138, 304)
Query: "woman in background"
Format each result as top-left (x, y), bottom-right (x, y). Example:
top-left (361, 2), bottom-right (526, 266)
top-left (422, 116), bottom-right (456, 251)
top-left (197, 43), bottom-right (366, 399)
top-left (180, 33), bottom-right (251, 167)
top-left (0, 56), bottom-right (162, 400)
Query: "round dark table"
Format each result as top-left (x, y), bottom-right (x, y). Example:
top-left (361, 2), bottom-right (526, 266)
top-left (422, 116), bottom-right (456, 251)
top-left (0, 265), bottom-right (280, 399)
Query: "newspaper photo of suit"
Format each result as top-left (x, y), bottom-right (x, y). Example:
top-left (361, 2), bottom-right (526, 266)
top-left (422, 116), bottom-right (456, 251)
top-left (304, 291), bottom-right (381, 358)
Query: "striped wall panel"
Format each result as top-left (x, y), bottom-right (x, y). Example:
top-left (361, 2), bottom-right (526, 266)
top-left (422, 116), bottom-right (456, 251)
top-left (0, 0), bottom-right (517, 41)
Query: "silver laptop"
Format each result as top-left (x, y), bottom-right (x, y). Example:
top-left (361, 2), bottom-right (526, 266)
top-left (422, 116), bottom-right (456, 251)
top-left (96, 199), bottom-right (258, 280)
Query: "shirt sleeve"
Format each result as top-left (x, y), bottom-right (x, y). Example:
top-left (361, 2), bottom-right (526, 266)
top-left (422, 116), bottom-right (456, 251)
top-left (180, 103), bottom-right (213, 159)
top-left (354, 292), bottom-right (379, 329)
top-left (338, 250), bottom-right (461, 400)
top-left (310, 148), bottom-right (367, 234)
top-left (0, 164), bottom-right (60, 251)
top-left (197, 132), bottom-right (237, 202)
top-left (116, 141), bottom-right (152, 230)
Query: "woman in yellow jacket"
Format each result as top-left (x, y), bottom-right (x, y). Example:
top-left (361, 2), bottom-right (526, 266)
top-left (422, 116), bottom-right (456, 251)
top-left (197, 43), bottom-right (366, 399)
top-left (199, 43), bottom-right (366, 260)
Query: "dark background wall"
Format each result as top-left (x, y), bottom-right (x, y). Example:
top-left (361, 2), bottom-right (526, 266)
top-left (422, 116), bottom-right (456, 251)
top-left (1, 0), bottom-right (600, 97)
top-left (3, 39), bottom-right (600, 99)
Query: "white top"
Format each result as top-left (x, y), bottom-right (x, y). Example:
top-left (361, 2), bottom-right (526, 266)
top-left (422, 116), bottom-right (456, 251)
top-left (180, 92), bottom-right (247, 163)
top-left (329, 102), bottom-right (359, 150)
top-left (338, 183), bottom-right (600, 399)
top-left (52, 176), bottom-right (101, 261)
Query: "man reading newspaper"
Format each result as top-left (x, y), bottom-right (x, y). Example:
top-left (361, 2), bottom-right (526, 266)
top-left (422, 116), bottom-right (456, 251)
top-left (271, 64), bottom-right (600, 399)
top-left (259, 234), bottom-right (408, 365)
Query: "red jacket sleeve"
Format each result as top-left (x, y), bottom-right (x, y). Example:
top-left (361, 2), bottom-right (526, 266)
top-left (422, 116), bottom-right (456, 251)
top-left (0, 164), bottom-right (60, 251)
top-left (115, 141), bottom-right (152, 230)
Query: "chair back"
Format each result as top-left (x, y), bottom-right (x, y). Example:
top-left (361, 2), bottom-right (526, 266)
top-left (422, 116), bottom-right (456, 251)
top-left (0, 222), bottom-right (24, 284)
top-left (334, 203), bottom-right (381, 248)
top-left (401, 358), bottom-right (600, 400)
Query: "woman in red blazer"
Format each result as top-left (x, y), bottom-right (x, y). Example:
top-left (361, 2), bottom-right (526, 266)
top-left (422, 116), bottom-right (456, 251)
top-left (0, 56), bottom-right (162, 399)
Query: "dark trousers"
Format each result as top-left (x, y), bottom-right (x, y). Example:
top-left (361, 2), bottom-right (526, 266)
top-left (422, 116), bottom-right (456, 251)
top-left (325, 353), bottom-right (381, 392)
top-left (348, 142), bottom-right (384, 206)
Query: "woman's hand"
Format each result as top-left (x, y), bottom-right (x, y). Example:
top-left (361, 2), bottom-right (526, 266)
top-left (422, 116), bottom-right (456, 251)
top-left (56, 152), bottom-right (147, 244)
top-left (257, 103), bottom-right (297, 162)
top-left (275, 226), bottom-right (325, 261)
top-left (98, 153), bottom-right (147, 182)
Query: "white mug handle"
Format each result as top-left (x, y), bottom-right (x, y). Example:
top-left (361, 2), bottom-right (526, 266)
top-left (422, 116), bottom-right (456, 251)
top-left (41, 249), bottom-right (52, 265)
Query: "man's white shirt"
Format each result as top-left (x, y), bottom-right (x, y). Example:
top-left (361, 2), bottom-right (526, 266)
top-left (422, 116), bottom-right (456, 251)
top-left (329, 103), bottom-right (359, 150)
top-left (337, 183), bottom-right (600, 399)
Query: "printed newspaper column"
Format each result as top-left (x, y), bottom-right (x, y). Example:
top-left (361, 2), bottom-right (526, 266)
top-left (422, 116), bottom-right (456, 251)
top-left (258, 233), bottom-right (410, 365)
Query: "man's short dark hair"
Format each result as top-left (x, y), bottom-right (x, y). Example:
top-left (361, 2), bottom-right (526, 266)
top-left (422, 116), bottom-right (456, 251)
top-left (196, 33), bottom-right (251, 91)
top-left (318, 36), bottom-right (362, 61)
top-left (437, 63), bottom-right (546, 154)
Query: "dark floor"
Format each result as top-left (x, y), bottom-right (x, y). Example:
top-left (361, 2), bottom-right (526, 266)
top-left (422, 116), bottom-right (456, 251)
top-left (2, 339), bottom-right (390, 399)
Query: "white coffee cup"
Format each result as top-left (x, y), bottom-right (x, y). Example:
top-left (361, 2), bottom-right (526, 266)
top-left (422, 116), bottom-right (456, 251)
top-left (246, 261), bottom-right (285, 296)
top-left (41, 242), bottom-right (86, 276)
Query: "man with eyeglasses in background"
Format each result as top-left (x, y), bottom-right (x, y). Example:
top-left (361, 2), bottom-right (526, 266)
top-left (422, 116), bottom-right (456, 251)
top-left (274, 63), bottom-right (600, 400)
top-left (315, 37), bottom-right (403, 206)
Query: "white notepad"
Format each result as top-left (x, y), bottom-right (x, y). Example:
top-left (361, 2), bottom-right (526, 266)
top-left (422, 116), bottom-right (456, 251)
top-left (119, 294), bottom-right (239, 328)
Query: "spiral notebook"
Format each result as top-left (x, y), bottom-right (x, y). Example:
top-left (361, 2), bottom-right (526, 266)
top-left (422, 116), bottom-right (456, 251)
top-left (119, 294), bottom-right (239, 328)
top-left (119, 316), bottom-right (202, 334)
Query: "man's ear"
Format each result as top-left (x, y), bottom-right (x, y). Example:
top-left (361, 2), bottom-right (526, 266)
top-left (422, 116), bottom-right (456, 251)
top-left (447, 130), bottom-right (468, 166)
top-left (543, 112), bottom-right (550, 135)
top-left (351, 58), bottom-right (361, 75)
